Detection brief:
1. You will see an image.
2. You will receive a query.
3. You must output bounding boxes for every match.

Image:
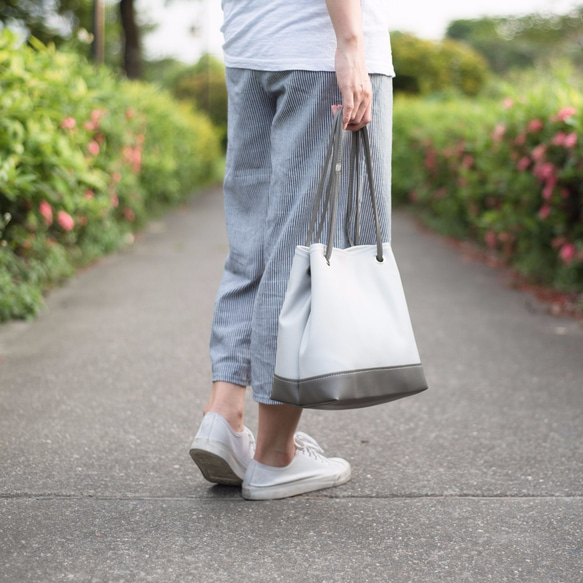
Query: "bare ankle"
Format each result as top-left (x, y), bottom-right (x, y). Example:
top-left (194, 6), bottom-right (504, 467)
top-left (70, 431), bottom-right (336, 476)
top-left (203, 381), bottom-right (246, 432)
top-left (205, 408), bottom-right (244, 433)
top-left (254, 447), bottom-right (295, 468)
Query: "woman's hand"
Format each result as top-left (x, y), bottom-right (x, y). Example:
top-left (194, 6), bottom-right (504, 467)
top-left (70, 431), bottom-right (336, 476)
top-left (325, 0), bottom-right (372, 131)
top-left (333, 40), bottom-right (372, 131)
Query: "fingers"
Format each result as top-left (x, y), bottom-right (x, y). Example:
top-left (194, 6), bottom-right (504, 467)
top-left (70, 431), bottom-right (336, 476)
top-left (346, 84), bottom-right (372, 131)
top-left (332, 79), bottom-right (372, 131)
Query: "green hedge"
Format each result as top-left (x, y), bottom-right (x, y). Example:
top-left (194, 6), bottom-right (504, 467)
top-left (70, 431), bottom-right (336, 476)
top-left (392, 77), bottom-right (583, 291)
top-left (0, 31), bottom-right (222, 321)
top-left (391, 32), bottom-right (490, 96)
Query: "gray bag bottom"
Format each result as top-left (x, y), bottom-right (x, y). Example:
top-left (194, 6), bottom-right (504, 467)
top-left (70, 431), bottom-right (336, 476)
top-left (271, 364), bottom-right (428, 410)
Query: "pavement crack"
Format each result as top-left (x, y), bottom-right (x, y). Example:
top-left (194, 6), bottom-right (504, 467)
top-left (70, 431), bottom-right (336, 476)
top-left (2, 492), bottom-right (582, 501)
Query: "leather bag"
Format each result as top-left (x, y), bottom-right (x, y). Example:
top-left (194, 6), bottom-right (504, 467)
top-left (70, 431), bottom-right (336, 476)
top-left (271, 111), bottom-right (428, 409)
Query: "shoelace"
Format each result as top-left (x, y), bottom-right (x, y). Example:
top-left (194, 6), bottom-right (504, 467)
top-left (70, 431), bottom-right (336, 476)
top-left (294, 432), bottom-right (327, 461)
top-left (245, 427), bottom-right (257, 454)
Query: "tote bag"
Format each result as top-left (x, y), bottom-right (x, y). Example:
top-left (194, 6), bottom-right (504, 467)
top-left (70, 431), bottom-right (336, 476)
top-left (271, 111), bottom-right (428, 409)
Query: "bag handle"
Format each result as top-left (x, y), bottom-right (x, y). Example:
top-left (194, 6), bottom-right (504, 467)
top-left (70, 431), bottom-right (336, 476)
top-left (306, 110), bottom-right (345, 256)
top-left (346, 130), bottom-right (361, 247)
top-left (305, 109), bottom-right (384, 263)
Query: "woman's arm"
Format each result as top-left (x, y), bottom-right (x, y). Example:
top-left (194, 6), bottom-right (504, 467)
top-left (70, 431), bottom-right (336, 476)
top-left (325, 0), bottom-right (372, 131)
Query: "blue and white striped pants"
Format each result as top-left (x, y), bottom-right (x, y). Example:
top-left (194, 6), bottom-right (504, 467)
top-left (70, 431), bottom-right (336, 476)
top-left (210, 68), bottom-right (393, 404)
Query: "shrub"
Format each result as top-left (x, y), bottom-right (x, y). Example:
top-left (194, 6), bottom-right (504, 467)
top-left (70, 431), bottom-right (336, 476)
top-left (392, 77), bottom-right (583, 291)
top-left (0, 31), bottom-right (222, 321)
top-left (391, 32), bottom-right (490, 96)
top-left (172, 54), bottom-right (228, 149)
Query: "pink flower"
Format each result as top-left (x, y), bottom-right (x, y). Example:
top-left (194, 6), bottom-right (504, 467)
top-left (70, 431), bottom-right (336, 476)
top-left (424, 148), bottom-right (437, 170)
top-left (461, 155), bottom-right (474, 169)
top-left (131, 148), bottom-right (142, 174)
top-left (88, 141), bottom-right (100, 156)
top-left (532, 144), bottom-right (546, 161)
top-left (57, 211), bottom-right (75, 232)
top-left (517, 157), bottom-right (531, 172)
top-left (123, 207), bottom-right (135, 222)
top-left (555, 107), bottom-right (576, 122)
top-left (122, 145), bottom-right (142, 174)
top-left (60, 117), bottom-right (76, 130)
top-left (112, 171), bottom-right (122, 184)
top-left (552, 132), bottom-right (567, 146)
top-left (492, 123), bottom-right (506, 142)
top-left (534, 162), bottom-right (555, 182)
top-left (515, 134), bottom-right (527, 146)
top-left (538, 204), bottom-right (551, 219)
top-left (485, 230), bottom-right (497, 249)
top-left (527, 119), bottom-right (544, 133)
top-left (84, 121), bottom-right (96, 131)
top-left (39, 200), bottom-right (53, 226)
top-left (84, 190), bottom-right (94, 199)
top-left (502, 98), bottom-right (514, 109)
top-left (125, 107), bottom-right (135, 120)
top-left (564, 133), bottom-right (578, 148)
top-left (111, 193), bottom-right (119, 208)
top-left (542, 179), bottom-right (556, 200)
top-left (559, 243), bottom-right (576, 264)
top-left (91, 108), bottom-right (106, 126)
top-left (561, 188), bottom-right (570, 199)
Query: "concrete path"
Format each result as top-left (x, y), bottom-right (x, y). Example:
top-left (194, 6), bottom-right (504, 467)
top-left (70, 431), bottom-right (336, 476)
top-left (1, 188), bottom-right (582, 582)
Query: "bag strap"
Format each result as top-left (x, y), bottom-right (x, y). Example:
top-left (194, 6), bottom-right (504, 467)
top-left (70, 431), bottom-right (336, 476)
top-left (306, 109), bottom-right (384, 263)
top-left (306, 110), bottom-right (344, 252)
top-left (361, 125), bottom-right (384, 263)
top-left (346, 131), bottom-right (361, 247)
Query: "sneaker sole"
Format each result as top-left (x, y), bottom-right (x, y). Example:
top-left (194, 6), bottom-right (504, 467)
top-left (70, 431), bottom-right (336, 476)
top-left (242, 466), bottom-right (351, 500)
top-left (189, 441), bottom-right (245, 486)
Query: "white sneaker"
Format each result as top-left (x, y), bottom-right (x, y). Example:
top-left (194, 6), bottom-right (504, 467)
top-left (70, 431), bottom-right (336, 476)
top-left (242, 432), bottom-right (351, 500)
top-left (189, 413), bottom-right (256, 486)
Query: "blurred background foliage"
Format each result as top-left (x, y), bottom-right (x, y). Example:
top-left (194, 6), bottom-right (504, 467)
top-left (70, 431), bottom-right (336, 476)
top-left (0, 28), bottom-right (221, 321)
top-left (446, 7), bottom-right (583, 74)
top-left (390, 32), bottom-right (490, 96)
top-left (389, 6), bottom-right (583, 298)
top-left (0, 2), bottom-right (582, 320)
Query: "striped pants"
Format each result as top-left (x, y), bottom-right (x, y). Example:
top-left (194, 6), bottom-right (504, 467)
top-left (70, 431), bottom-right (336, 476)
top-left (210, 68), bottom-right (393, 404)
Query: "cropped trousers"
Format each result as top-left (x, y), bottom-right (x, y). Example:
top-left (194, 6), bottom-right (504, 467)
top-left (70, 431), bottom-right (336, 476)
top-left (210, 68), bottom-right (393, 404)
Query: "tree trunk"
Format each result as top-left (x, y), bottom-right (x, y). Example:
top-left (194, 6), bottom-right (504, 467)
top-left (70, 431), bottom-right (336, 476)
top-left (119, 0), bottom-right (142, 79)
top-left (92, 0), bottom-right (106, 64)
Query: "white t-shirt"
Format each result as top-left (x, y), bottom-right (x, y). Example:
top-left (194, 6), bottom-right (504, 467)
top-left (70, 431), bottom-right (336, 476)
top-left (221, 0), bottom-right (394, 76)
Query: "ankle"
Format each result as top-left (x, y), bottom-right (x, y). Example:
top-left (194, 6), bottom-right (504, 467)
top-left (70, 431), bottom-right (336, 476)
top-left (205, 408), bottom-right (244, 433)
top-left (254, 446), bottom-right (295, 468)
top-left (203, 381), bottom-right (246, 432)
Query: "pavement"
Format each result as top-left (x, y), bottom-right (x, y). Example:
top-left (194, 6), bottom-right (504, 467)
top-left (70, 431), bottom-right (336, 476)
top-left (1, 187), bottom-right (582, 583)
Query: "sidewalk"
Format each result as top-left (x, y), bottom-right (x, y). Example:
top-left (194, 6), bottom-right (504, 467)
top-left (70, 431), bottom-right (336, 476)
top-left (1, 188), bottom-right (582, 583)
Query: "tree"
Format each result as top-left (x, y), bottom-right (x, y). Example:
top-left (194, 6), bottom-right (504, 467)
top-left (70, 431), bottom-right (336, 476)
top-left (0, 0), bottom-right (93, 46)
top-left (119, 0), bottom-right (141, 79)
top-left (446, 7), bottom-right (583, 74)
top-left (0, 0), bottom-right (144, 78)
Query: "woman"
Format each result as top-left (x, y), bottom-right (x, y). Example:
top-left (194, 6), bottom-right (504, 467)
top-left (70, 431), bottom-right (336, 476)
top-left (190, 0), bottom-right (394, 500)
